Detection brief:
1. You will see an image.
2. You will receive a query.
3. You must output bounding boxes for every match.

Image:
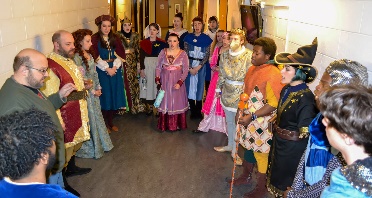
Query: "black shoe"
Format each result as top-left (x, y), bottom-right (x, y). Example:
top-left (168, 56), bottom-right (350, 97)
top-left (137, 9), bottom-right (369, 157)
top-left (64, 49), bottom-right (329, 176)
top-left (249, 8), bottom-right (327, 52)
top-left (65, 184), bottom-right (80, 197)
top-left (192, 129), bottom-right (203, 133)
top-left (65, 166), bottom-right (92, 177)
top-left (62, 168), bottom-right (80, 197)
top-left (65, 156), bottom-right (92, 177)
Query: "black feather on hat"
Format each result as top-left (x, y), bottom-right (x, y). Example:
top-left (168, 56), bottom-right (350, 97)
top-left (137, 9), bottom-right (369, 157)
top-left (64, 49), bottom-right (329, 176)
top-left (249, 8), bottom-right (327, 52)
top-left (275, 37), bottom-right (318, 83)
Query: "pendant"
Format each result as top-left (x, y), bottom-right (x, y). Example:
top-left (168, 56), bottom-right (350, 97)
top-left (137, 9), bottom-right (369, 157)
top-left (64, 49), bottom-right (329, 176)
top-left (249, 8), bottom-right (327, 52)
top-left (193, 39), bottom-right (197, 43)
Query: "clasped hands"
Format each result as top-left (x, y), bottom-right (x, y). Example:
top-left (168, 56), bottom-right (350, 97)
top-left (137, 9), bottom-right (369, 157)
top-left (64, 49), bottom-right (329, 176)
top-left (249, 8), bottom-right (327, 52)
top-left (189, 65), bottom-right (202, 76)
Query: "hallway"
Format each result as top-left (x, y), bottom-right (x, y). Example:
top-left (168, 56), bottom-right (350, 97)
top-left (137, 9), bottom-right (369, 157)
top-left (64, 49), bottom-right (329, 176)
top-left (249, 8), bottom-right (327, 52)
top-left (67, 113), bottom-right (272, 198)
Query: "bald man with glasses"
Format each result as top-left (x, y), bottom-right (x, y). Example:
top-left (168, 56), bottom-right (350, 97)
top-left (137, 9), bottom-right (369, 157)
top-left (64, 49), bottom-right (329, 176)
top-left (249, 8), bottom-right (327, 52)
top-left (0, 48), bottom-right (76, 190)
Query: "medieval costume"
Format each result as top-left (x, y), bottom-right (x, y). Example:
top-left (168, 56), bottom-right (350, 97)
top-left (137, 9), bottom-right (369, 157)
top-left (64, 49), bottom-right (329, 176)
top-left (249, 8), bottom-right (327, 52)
top-left (90, 15), bottom-right (128, 131)
top-left (267, 38), bottom-right (319, 197)
top-left (155, 49), bottom-right (189, 131)
top-left (139, 27), bottom-right (167, 115)
top-left (165, 29), bottom-right (188, 50)
top-left (184, 32), bottom-right (212, 119)
top-left (73, 54), bottom-right (113, 159)
top-left (286, 59), bottom-right (369, 198)
top-left (116, 16), bottom-right (146, 114)
top-left (41, 52), bottom-right (90, 161)
top-left (321, 157), bottom-right (372, 198)
top-left (196, 45), bottom-right (226, 133)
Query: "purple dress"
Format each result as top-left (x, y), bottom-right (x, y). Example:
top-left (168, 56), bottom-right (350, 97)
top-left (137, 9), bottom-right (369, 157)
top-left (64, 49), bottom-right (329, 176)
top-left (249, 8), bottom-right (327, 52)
top-left (156, 49), bottom-right (189, 131)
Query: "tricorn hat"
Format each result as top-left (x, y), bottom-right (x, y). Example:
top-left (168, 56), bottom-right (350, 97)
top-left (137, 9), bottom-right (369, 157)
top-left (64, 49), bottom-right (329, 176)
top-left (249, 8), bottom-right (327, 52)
top-left (275, 37), bottom-right (318, 83)
top-left (95, 15), bottom-right (116, 26)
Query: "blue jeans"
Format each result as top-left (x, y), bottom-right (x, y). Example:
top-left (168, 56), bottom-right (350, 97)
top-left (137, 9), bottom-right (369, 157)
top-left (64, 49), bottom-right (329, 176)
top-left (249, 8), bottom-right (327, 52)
top-left (47, 171), bottom-right (64, 188)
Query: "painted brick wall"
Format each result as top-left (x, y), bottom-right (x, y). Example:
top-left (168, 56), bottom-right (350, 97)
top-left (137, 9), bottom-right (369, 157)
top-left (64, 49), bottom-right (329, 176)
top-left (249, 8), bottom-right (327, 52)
top-left (0, 0), bottom-right (109, 87)
top-left (259, 0), bottom-right (372, 90)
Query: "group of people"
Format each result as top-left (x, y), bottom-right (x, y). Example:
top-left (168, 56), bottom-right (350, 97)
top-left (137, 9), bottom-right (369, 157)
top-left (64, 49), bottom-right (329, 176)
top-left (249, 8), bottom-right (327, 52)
top-left (0, 11), bottom-right (371, 198)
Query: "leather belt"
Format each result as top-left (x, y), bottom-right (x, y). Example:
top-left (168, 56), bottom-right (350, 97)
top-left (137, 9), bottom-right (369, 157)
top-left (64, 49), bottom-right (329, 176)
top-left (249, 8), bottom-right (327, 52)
top-left (273, 124), bottom-right (301, 141)
top-left (67, 90), bottom-right (88, 101)
top-left (103, 59), bottom-right (115, 63)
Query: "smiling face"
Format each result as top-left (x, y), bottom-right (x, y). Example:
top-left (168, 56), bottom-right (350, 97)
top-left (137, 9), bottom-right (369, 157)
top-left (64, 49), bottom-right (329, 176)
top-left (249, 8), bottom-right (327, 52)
top-left (193, 21), bottom-right (203, 34)
top-left (168, 35), bottom-right (179, 50)
top-left (123, 23), bottom-right (132, 33)
top-left (100, 21), bottom-right (112, 36)
top-left (216, 32), bottom-right (223, 43)
top-left (251, 45), bottom-right (270, 66)
top-left (280, 65), bottom-right (296, 84)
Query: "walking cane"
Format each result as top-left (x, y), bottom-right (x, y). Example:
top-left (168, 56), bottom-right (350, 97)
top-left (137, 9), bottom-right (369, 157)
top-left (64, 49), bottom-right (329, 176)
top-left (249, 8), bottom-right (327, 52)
top-left (229, 93), bottom-right (249, 198)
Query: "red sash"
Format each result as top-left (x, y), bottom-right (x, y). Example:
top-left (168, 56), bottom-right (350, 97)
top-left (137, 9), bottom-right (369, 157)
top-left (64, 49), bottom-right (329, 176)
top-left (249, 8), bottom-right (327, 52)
top-left (47, 58), bottom-right (82, 143)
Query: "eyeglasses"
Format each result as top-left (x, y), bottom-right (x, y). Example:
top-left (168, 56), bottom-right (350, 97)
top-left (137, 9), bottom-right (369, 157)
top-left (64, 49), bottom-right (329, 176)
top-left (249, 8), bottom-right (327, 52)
top-left (25, 66), bottom-right (48, 74)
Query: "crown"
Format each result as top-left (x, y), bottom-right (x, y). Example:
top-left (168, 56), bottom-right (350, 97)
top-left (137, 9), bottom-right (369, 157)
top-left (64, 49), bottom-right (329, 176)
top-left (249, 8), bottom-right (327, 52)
top-left (230, 28), bottom-right (246, 37)
top-left (120, 16), bottom-right (131, 24)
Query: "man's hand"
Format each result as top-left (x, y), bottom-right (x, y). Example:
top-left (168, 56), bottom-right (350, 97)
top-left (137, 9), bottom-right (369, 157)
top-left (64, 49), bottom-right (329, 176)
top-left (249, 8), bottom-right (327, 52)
top-left (59, 83), bottom-right (77, 99)
top-left (238, 113), bottom-right (252, 127)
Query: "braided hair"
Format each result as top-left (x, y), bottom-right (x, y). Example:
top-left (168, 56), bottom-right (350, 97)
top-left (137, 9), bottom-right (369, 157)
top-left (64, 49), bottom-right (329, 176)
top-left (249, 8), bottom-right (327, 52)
top-left (0, 108), bottom-right (57, 180)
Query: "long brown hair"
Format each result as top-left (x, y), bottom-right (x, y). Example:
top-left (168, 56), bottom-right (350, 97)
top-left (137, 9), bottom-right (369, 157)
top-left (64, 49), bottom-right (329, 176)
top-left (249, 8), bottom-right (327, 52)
top-left (97, 21), bottom-right (117, 49)
top-left (72, 29), bottom-right (93, 71)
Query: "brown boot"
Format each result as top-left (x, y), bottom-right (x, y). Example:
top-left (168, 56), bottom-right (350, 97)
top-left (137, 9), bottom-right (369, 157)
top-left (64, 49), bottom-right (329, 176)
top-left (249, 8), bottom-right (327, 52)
top-left (226, 160), bottom-right (255, 186)
top-left (244, 173), bottom-right (267, 198)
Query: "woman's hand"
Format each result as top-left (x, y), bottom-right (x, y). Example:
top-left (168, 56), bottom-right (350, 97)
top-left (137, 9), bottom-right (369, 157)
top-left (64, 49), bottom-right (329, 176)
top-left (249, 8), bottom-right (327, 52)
top-left (140, 70), bottom-right (146, 78)
top-left (215, 66), bottom-right (220, 72)
top-left (174, 84), bottom-right (180, 89)
top-left (106, 68), bottom-right (116, 76)
top-left (94, 89), bottom-right (102, 97)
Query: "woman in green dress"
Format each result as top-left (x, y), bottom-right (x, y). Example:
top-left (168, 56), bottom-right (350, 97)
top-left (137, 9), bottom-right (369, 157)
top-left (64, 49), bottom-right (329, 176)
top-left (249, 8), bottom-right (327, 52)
top-left (72, 29), bottom-right (114, 159)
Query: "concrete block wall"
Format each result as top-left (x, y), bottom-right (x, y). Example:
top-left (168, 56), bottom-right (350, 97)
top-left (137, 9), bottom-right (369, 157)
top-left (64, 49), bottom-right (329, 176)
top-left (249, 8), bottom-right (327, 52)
top-left (0, 0), bottom-right (109, 86)
top-left (260, 0), bottom-right (372, 90)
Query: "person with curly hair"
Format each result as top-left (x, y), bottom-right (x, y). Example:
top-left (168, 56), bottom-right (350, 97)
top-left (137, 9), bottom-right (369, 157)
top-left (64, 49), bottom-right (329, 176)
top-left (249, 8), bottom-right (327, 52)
top-left (0, 48), bottom-right (77, 193)
top-left (72, 29), bottom-right (114, 159)
top-left (284, 59), bottom-right (369, 198)
top-left (0, 108), bottom-right (77, 197)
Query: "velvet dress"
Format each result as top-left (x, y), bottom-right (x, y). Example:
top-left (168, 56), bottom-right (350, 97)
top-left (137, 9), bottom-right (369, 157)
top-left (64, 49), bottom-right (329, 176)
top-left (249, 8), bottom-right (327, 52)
top-left (156, 49), bottom-right (189, 131)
